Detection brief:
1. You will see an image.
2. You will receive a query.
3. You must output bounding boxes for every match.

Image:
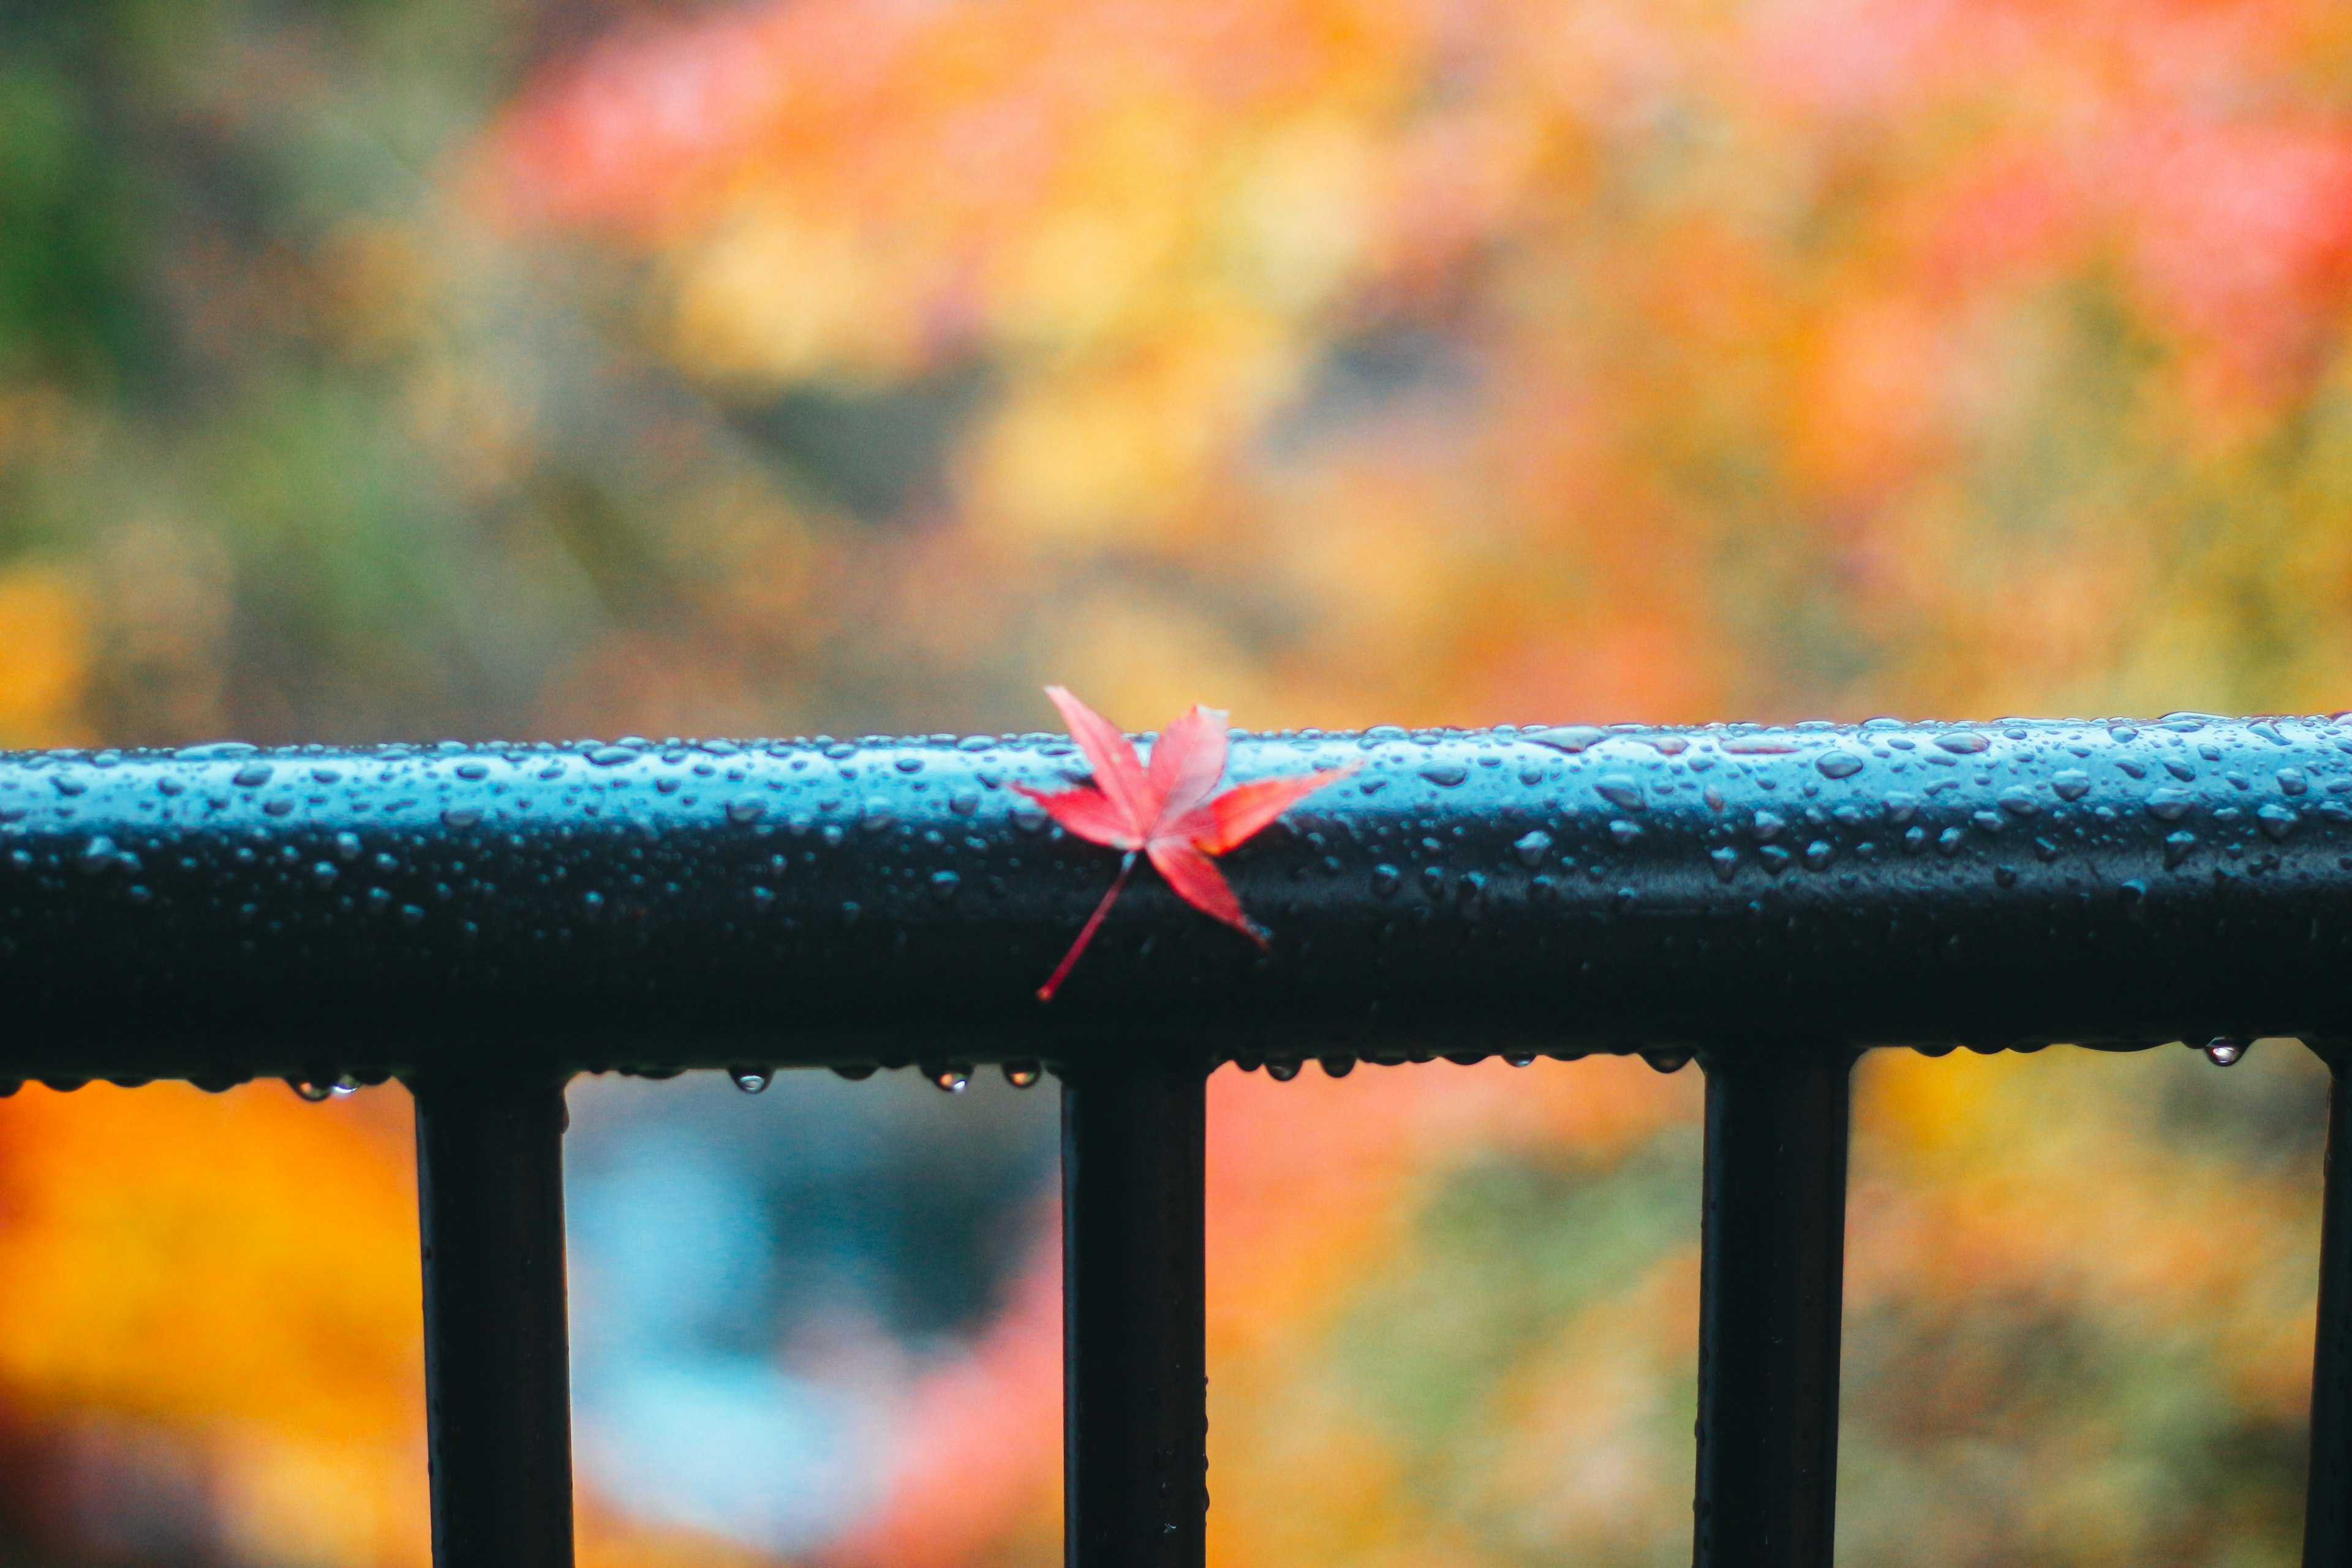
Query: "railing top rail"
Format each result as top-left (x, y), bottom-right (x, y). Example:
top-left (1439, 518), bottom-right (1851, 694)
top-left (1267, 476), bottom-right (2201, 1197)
top-left (2, 712), bottom-right (2347, 1080)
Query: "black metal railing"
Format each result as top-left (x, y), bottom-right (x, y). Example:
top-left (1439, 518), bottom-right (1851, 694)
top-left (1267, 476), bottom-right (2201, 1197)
top-left (0, 712), bottom-right (2348, 1567)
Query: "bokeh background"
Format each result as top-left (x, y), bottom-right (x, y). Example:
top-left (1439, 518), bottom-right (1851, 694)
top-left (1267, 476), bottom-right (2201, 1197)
top-left (0, 0), bottom-right (2345, 1561)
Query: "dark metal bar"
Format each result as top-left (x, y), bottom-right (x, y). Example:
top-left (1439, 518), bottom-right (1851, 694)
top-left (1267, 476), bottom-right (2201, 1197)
top-left (413, 1069), bottom-right (575, 1568)
top-left (2308, 1039), bottom-right (2351, 1568)
top-left (1062, 1052), bottom-right (1207, 1568)
top-left (4, 714), bottom-right (2352, 1077)
top-left (1694, 1039), bottom-right (1852, 1568)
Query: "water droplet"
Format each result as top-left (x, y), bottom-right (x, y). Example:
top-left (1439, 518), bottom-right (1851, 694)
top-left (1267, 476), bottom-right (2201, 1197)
top-left (312, 861), bottom-right (339, 888)
top-left (2259, 804), bottom-right (2299, 840)
top-left (588, 745), bottom-right (639, 767)
top-left (232, 764), bottom-right (274, 787)
top-left (1641, 1047), bottom-right (1692, 1074)
top-left (1815, 752), bottom-right (1864, 779)
top-left (1997, 785), bottom-right (2039, 817)
top-left (2278, 767), bottom-right (2310, 796)
top-left (1419, 763), bottom-right (1468, 787)
top-left (441, 807), bottom-right (482, 829)
top-left (729, 1065), bottom-right (772, 1093)
top-left (1370, 863), bottom-right (1403, 898)
top-left (177, 741), bottom-right (257, 760)
top-left (333, 831), bottom-right (364, 862)
top-left (1934, 733), bottom-right (1990, 754)
top-left (727, 797), bottom-right (767, 824)
top-left (77, 835), bottom-right (118, 876)
top-left (1003, 1063), bottom-right (1042, 1088)
top-left (1529, 725), bottom-right (1605, 753)
top-left (2203, 1036), bottom-right (2247, 1066)
top-left (1512, 829), bottom-right (1553, 867)
top-left (1709, 846), bottom-right (1740, 882)
top-left (1760, 844), bottom-right (1793, 874)
top-left (1937, 826), bottom-right (1965, 856)
top-left (1753, 810), bottom-right (1786, 841)
top-left (1803, 840), bottom-right (1834, 870)
top-left (1266, 1059), bottom-right (1302, 1081)
top-left (1504, 1051), bottom-right (1537, 1068)
top-left (2052, 769), bottom-right (2091, 801)
top-left (286, 1073), bottom-right (359, 1102)
top-left (400, 904), bottom-right (426, 927)
top-left (2164, 829), bottom-right (2198, 869)
top-left (1608, 818), bottom-right (1643, 846)
top-left (930, 1064), bottom-right (971, 1093)
top-left (1595, 776), bottom-right (1645, 810)
top-left (1319, 1056), bottom-right (1357, 1077)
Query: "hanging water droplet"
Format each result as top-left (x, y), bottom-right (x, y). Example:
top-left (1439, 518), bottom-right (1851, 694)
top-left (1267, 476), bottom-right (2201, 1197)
top-left (1319, 1055), bottom-right (1356, 1078)
top-left (1003, 1062), bottom-right (1042, 1088)
top-left (2203, 1036), bottom-right (2248, 1066)
top-left (286, 1073), bottom-right (359, 1102)
top-left (1640, 1047), bottom-right (1693, 1074)
top-left (1504, 1050), bottom-right (1537, 1068)
top-left (729, 1065), bottom-right (772, 1093)
top-left (831, 1064), bottom-right (878, 1081)
top-left (930, 1064), bottom-right (971, 1093)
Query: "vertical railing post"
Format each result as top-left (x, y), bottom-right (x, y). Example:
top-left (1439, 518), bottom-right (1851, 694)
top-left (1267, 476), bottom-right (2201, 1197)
top-left (2305, 1038), bottom-right (2351, 1568)
top-left (412, 1068), bottom-right (576, 1568)
top-left (1061, 1049), bottom-right (1208, 1568)
top-left (1693, 1039), bottom-right (1854, 1568)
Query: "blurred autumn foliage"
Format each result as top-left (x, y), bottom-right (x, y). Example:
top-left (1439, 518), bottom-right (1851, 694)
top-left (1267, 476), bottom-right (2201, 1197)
top-left (0, 0), bottom-right (2347, 1562)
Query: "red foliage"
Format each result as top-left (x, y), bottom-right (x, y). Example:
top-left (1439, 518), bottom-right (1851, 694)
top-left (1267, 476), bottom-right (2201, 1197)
top-left (1014, 687), bottom-right (1357, 1000)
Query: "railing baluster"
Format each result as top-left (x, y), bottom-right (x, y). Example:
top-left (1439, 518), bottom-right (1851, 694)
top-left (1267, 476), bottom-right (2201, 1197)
top-left (1694, 1040), bottom-right (1853, 1568)
top-left (412, 1069), bottom-right (576, 1568)
top-left (2306, 1039), bottom-right (2351, 1568)
top-left (1061, 1051), bottom-right (1207, 1568)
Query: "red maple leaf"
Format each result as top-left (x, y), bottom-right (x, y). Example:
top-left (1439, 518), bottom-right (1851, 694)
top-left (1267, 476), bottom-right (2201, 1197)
top-left (1014, 686), bottom-right (1359, 1001)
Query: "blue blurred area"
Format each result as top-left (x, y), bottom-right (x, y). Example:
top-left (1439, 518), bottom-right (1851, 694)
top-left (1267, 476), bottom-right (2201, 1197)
top-left (565, 1068), bottom-right (1059, 1553)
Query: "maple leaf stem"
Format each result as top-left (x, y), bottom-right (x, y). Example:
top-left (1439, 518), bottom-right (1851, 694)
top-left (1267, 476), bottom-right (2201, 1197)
top-left (1036, 851), bottom-right (1138, 1003)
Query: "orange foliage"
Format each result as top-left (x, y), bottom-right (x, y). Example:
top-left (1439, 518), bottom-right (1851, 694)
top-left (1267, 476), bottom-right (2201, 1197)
top-left (0, 1083), bottom-right (426, 1565)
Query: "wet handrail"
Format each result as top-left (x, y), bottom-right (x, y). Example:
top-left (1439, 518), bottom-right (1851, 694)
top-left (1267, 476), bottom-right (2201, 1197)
top-left (2, 712), bottom-right (2349, 1568)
